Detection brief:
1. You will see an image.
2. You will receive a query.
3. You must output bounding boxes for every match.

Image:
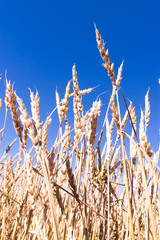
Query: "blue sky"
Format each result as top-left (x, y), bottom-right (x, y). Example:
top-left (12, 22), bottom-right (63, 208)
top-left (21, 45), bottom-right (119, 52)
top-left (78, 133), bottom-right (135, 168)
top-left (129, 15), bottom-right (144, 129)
top-left (0, 0), bottom-right (159, 154)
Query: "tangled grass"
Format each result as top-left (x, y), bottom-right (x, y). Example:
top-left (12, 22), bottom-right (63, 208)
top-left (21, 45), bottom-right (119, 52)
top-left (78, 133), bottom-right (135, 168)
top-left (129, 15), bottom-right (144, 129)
top-left (0, 27), bottom-right (159, 240)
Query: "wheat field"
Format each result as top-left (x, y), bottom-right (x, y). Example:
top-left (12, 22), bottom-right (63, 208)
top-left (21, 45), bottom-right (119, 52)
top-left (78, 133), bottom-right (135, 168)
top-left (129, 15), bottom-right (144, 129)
top-left (0, 27), bottom-right (159, 240)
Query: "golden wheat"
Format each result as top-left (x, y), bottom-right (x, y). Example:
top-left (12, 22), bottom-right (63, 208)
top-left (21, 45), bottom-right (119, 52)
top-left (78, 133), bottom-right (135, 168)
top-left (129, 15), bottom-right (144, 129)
top-left (0, 27), bottom-right (159, 240)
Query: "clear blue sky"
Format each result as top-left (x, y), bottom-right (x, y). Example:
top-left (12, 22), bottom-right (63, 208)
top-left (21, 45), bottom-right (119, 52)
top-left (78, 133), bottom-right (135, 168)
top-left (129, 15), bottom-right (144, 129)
top-left (0, 0), bottom-right (159, 153)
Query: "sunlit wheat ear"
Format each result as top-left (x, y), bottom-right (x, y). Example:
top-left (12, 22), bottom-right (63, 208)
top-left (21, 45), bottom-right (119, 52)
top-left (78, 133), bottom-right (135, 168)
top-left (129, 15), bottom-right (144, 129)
top-left (139, 109), bottom-right (145, 149)
top-left (95, 25), bottom-right (116, 86)
top-left (72, 66), bottom-right (83, 143)
top-left (16, 94), bottom-right (38, 146)
top-left (130, 101), bottom-right (137, 128)
top-left (145, 89), bottom-right (150, 131)
top-left (29, 89), bottom-right (42, 142)
top-left (42, 116), bottom-right (52, 152)
top-left (116, 61), bottom-right (123, 89)
top-left (63, 80), bottom-right (71, 106)
top-left (3, 157), bottom-right (13, 196)
top-left (64, 118), bottom-right (71, 150)
top-left (22, 125), bottom-right (28, 148)
top-left (72, 64), bottom-right (83, 113)
top-left (55, 89), bottom-right (61, 121)
top-left (110, 94), bottom-right (120, 130)
top-left (86, 99), bottom-right (101, 179)
top-left (87, 99), bottom-right (101, 146)
top-left (70, 86), bottom-right (94, 97)
top-left (5, 81), bottom-right (23, 143)
top-left (60, 80), bottom-right (71, 119)
top-left (55, 81), bottom-right (71, 123)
